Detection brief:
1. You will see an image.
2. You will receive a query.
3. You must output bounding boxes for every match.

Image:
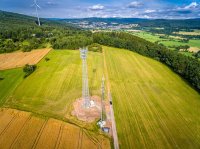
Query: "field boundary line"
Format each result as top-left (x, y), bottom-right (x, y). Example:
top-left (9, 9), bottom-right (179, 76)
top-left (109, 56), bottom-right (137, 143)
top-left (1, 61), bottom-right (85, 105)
top-left (31, 119), bottom-right (48, 149)
top-left (54, 123), bottom-right (64, 149)
top-left (34, 48), bottom-right (52, 66)
top-left (83, 129), bottom-right (101, 148)
top-left (10, 115), bottom-right (32, 148)
top-left (0, 111), bottom-right (19, 137)
top-left (77, 128), bottom-right (83, 149)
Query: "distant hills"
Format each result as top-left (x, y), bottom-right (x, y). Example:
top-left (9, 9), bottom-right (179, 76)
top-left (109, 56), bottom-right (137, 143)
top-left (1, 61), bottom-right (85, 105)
top-left (55, 17), bottom-right (200, 28)
top-left (0, 10), bottom-right (73, 30)
top-left (1, 10), bottom-right (200, 29)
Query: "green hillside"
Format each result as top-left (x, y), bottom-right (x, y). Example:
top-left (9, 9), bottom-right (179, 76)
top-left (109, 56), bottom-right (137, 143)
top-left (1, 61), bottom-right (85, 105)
top-left (1, 50), bottom-right (103, 125)
top-left (104, 46), bottom-right (200, 148)
top-left (1, 46), bottom-right (200, 148)
top-left (0, 10), bottom-right (92, 53)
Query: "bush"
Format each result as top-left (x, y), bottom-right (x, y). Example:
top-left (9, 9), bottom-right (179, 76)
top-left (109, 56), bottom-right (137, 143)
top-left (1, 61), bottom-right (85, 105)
top-left (45, 57), bottom-right (50, 61)
top-left (23, 64), bottom-right (37, 78)
top-left (88, 43), bottom-right (102, 52)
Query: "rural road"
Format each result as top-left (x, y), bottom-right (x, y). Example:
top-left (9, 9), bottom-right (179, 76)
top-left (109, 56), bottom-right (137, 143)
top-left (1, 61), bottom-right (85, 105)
top-left (103, 49), bottom-right (119, 149)
top-left (109, 93), bottom-right (119, 149)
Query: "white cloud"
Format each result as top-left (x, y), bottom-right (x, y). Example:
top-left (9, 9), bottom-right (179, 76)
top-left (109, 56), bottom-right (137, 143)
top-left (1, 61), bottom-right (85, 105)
top-left (143, 15), bottom-right (151, 18)
top-left (89, 4), bottom-right (104, 11)
top-left (145, 9), bottom-right (156, 13)
top-left (128, 1), bottom-right (143, 8)
top-left (184, 2), bottom-right (198, 9)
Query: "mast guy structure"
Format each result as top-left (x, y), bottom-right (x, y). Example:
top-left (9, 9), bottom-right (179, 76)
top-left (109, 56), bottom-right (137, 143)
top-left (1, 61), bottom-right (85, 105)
top-left (80, 47), bottom-right (91, 108)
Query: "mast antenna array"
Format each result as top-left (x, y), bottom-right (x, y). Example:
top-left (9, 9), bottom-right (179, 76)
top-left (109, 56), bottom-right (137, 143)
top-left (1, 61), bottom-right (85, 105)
top-left (80, 47), bottom-right (91, 108)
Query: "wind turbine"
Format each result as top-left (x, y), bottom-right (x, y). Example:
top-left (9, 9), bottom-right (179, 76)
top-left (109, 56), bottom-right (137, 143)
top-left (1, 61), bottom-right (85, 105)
top-left (32, 0), bottom-right (41, 26)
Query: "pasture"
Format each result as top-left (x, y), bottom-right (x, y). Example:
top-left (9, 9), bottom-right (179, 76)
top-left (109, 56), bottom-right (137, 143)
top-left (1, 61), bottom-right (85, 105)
top-left (104, 46), bottom-right (200, 149)
top-left (130, 31), bottom-right (200, 49)
top-left (4, 50), bottom-right (103, 124)
top-left (0, 69), bottom-right (23, 106)
top-left (0, 48), bottom-right (51, 70)
top-left (0, 108), bottom-right (110, 149)
top-left (1, 47), bottom-right (200, 148)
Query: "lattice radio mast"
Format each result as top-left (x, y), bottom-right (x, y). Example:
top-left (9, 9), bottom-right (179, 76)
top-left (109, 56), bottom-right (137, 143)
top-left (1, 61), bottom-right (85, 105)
top-left (80, 47), bottom-right (91, 108)
top-left (101, 75), bottom-right (105, 122)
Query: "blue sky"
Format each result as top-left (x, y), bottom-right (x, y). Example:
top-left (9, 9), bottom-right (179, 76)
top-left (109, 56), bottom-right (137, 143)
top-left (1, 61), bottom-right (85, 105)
top-left (0, 0), bottom-right (200, 18)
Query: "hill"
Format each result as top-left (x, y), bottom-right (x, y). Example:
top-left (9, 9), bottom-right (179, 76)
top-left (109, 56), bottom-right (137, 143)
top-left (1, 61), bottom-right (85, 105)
top-left (104, 46), bottom-right (200, 148)
top-left (0, 10), bottom-right (92, 53)
top-left (60, 17), bottom-right (200, 28)
top-left (1, 46), bottom-right (200, 148)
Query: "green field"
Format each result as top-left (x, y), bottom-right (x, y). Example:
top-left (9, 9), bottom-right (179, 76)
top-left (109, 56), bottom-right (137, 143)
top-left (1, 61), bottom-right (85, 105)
top-left (1, 50), bottom-right (103, 122)
top-left (1, 47), bottom-right (200, 148)
top-left (131, 31), bottom-right (200, 48)
top-left (104, 46), bottom-right (200, 149)
top-left (130, 32), bottom-right (162, 43)
top-left (0, 69), bottom-right (23, 106)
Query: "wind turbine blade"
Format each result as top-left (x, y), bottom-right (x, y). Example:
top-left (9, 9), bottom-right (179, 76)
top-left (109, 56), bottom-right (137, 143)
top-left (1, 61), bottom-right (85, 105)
top-left (36, 4), bottom-right (41, 9)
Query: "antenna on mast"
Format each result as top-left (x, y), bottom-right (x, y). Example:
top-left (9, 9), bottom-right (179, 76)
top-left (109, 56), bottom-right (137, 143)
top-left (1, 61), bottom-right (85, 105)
top-left (32, 0), bottom-right (41, 26)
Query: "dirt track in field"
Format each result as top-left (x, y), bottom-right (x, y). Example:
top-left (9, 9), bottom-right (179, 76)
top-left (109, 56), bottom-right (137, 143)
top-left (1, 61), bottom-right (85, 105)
top-left (0, 49), bottom-right (51, 70)
top-left (0, 108), bottom-right (110, 149)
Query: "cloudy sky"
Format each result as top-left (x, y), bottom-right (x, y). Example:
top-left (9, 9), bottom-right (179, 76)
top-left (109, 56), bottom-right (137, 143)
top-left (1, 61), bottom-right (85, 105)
top-left (0, 0), bottom-right (200, 19)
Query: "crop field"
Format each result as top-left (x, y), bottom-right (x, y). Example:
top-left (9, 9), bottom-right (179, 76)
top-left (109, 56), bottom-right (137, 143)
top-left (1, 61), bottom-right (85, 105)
top-left (0, 108), bottom-right (110, 149)
top-left (104, 46), bottom-right (200, 149)
top-left (175, 31), bottom-right (200, 35)
top-left (130, 31), bottom-right (162, 43)
top-left (3, 49), bottom-right (103, 123)
top-left (131, 31), bottom-right (200, 49)
top-left (0, 48), bottom-right (51, 70)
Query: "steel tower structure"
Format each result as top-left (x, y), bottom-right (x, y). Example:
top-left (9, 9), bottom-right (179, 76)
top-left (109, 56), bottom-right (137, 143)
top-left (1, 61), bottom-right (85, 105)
top-left (101, 76), bottom-right (105, 122)
top-left (80, 48), bottom-right (90, 108)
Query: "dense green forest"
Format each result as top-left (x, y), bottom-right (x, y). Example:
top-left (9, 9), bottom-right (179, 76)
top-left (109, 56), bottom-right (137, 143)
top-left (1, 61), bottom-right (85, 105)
top-left (93, 32), bottom-right (200, 91)
top-left (0, 10), bottom-right (92, 53)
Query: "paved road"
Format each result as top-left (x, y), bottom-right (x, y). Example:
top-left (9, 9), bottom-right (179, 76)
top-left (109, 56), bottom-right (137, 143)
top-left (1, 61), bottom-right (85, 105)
top-left (109, 93), bottom-right (119, 149)
top-left (103, 49), bottom-right (119, 149)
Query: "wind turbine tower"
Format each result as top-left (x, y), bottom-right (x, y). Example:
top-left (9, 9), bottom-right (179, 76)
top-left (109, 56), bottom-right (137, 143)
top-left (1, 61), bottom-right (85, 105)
top-left (80, 48), bottom-right (91, 108)
top-left (33, 0), bottom-right (41, 26)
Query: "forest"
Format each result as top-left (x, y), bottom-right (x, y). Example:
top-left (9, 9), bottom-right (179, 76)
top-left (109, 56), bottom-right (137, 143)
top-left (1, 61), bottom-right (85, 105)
top-left (0, 10), bottom-right (92, 53)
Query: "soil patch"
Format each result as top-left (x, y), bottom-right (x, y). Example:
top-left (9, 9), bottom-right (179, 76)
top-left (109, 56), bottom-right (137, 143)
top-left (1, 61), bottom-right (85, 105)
top-left (71, 96), bottom-right (102, 123)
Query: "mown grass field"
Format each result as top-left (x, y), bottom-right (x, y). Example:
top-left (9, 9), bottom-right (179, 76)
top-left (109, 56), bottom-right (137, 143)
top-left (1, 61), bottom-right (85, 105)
top-left (0, 48), bottom-right (51, 70)
top-left (0, 49), bottom-right (110, 148)
top-left (1, 50), bottom-right (103, 124)
top-left (0, 69), bottom-right (23, 106)
top-left (1, 47), bottom-right (200, 148)
top-left (104, 46), bottom-right (200, 149)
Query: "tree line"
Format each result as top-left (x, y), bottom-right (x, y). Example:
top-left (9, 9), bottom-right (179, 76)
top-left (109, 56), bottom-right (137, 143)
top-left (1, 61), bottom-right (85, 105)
top-left (93, 32), bottom-right (200, 91)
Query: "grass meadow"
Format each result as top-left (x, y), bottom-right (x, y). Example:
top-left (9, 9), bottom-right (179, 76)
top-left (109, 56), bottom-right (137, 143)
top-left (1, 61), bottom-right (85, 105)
top-left (0, 69), bottom-right (23, 106)
top-left (1, 50), bottom-right (103, 122)
top-left (104, 46), bottom-right (200, 149)
top-left (0, 47), bottom-right (200, 148)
